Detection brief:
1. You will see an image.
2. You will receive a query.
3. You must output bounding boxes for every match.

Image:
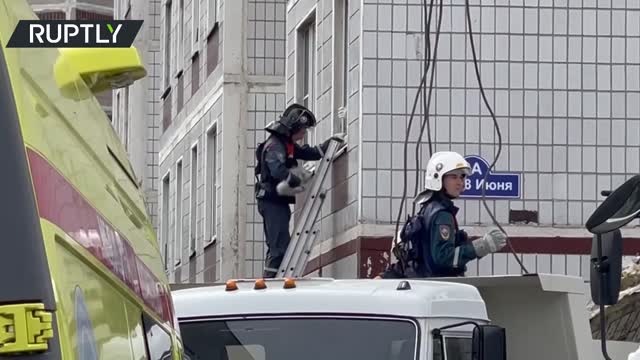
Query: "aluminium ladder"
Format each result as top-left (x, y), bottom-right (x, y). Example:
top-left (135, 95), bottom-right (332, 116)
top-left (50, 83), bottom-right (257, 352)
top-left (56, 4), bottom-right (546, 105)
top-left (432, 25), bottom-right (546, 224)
top-left (276, 136), bottom-right (345, 278)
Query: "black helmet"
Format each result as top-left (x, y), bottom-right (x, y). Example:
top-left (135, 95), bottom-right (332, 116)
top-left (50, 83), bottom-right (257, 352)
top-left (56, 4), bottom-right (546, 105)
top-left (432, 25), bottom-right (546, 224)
top-left (265, 103), bottom-right (317, 137)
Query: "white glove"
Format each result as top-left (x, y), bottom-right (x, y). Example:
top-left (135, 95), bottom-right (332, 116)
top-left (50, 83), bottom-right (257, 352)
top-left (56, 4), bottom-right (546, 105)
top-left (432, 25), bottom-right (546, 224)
top-left (302, 162), bottom-right (316, 174)
top-left (276, 164), bottom-right (315, 196)
top-left (472, 229), bottom-right (507, 258)
top-left (389, 227), bottom-right (404, 263)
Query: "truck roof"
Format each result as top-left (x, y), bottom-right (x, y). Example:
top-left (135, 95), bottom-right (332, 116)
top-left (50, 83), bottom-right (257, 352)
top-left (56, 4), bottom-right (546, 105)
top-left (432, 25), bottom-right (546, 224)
top-left (171, 277), bottom-right (489, 321)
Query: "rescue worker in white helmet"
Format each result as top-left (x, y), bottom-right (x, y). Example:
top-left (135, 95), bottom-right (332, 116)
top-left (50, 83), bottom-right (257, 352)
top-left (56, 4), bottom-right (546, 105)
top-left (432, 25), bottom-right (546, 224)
top-left (255, 103), bottom-right (341, 278)
top-left (377, 151), bottom-right (507, 278)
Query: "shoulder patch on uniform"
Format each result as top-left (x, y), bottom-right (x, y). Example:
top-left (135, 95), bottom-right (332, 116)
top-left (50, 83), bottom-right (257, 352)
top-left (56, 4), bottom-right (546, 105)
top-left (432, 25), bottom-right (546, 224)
top-left (434, 211), bottom-right (454, 225)
top-left (439, 224), bottom-right (451, 240)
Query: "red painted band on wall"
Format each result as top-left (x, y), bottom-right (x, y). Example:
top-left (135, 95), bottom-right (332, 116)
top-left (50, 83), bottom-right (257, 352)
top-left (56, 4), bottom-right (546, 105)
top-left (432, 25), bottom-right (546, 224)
top-left (27, 149), bottom-right (174, 327)
top-left (304, 235), bottom-right (640, 277)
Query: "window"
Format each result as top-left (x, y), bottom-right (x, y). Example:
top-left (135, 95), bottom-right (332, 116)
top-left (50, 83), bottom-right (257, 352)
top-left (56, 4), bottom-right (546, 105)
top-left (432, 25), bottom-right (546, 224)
top-left (175, 160), bottom-right (183, 266)
top-left (205, 126), bottom-right (217, 243)
top-left (433, 335), bottom-right (472, 360)
top-left (177, 73), bottom-right (184, 113)
top-left (189, 144), bottom-right (198, 255)
top-left (142, 313), bottom-right (174, 360)
top-left (191, 0), bottom-right (200, 55)
top-left (163, 0), bottom-right (172, 89)
top-left (177, 0), bottom-right (185, 73)
top-left (36, 11), bottom-right (66, 20)
top-left (124, 0), bottom-right (132, 19)
top-left (162, 91), bottom-right (172, 131)
top-left (124, 3), bottom-right (131, 20)
top-left (114, 91), bottom-right (120, 128)
top-left (179, 316), bottom-right (417, 360)
top-left (207, 0), bottom-right (217, 35)
top-left (75, 9), bottom-right (112, 20)
top-left (334, 0), bottom-right (349, 136)
top-left (192, 52), bottom-right (200, 95)
top-left (161, 173), bottom-right (171, 271)
top-left (205, 0), bottom-right (218, 76)
top-left (297, 14), bottom-right (316, 144)
top-left (123, 87), bottom-right (129, 151)
top-left (206, 24), bottom-right (220, 76)
top-left (297, 18), bottom-right (316, 111)
top-left (118, 106), bottom-right (125, 142)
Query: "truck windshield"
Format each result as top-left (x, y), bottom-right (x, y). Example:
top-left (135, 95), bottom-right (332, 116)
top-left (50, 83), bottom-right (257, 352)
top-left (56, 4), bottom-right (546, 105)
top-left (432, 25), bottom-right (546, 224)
top-left (180, 316), bottom-right (418, 360)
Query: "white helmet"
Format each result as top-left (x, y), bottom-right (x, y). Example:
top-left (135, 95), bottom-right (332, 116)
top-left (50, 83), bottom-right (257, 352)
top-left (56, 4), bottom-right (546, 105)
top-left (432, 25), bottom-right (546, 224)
top-left (424, 151), bottom-right (471, 191)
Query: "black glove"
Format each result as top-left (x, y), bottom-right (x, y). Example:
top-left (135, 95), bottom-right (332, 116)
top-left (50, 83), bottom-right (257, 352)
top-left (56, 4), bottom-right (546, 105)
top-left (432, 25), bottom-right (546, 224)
top-left (319, 136), bottom-right (344, 154)
top-left (319, 139), bottom-right (331, 154)
top-left (457, 229), bottom-right (469, 243)
top-left (285, 171), bottom-right (302, 188)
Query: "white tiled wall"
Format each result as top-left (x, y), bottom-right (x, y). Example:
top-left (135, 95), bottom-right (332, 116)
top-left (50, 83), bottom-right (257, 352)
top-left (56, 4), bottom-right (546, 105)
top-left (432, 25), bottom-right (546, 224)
top-left (249, 0), bottom-right (287, 76)
top-left (281, 0), bottom-right (640, 280)
top-left (155, 0), bottom-right (640, 281)
top-left (286, 0), bottom-right (362, 246)
top-left (245, 91), bottom-right (287, 278)
top-left (344, 0), bottom-right (640, 227)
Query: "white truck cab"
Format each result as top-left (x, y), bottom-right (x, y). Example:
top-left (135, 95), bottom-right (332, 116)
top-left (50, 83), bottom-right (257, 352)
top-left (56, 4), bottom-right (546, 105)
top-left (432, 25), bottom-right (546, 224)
top-left (172, 274), bottom-right (639, 360)
top-left (172, 175), bottom-right (640, 360)
top-left (172, 276), bottom-right (493, 360)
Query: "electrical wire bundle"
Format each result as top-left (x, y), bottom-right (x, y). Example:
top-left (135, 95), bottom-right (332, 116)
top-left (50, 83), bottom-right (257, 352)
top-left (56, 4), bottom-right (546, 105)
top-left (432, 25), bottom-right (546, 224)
top-left (394, 0), bottom-right (440, 238)
top-left (394, 0), bottom-right (529, 274)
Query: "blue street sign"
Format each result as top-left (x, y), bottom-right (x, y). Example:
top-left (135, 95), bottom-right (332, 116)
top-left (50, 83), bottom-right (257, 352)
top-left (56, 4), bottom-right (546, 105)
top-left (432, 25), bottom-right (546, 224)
top-left (460, 155), bottom-right (521, 199)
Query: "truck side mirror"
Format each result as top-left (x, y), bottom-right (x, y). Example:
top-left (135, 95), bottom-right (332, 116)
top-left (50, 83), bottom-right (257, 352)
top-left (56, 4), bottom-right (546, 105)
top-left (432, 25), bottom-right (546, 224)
top-left (586, 174), bottom-right (640, 305)
top-left (586, 174), bottom-right (640, 234)
top-left (472, 325), bottom-right (506, 360)
top-left (586, 174), bottom-right (640, 360)
top-left (590, 229), bottom-right (622, 305)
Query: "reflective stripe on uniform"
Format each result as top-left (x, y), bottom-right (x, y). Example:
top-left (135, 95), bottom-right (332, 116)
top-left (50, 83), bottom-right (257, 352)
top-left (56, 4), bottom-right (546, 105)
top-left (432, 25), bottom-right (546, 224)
top-left (453, 246), bottom-right (460, 267)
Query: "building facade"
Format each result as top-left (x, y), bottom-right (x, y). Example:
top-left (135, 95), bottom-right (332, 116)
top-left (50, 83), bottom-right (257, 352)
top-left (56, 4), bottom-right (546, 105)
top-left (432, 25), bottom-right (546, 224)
top-left (111, 0), bottom-right (163, 231)
top-left (157, 0), bottom-right (288, 282)
top-left (154, 0), bottom-right (640, 283)
top-left (27, 0), bottom-right (114, 119)
top-left (286, 0), bottom-right (640, 280)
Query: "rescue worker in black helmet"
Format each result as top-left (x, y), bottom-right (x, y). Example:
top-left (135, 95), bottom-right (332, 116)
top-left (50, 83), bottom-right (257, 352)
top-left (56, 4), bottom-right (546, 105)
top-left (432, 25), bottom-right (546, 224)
top-left (255, 103), bottom-right (341, 278)
top-left (377, 151), bottom-right (508, 279)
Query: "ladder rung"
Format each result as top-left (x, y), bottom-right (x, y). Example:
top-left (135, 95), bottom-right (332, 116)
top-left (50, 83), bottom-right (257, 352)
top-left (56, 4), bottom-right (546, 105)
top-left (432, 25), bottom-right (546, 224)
top-left (276, 138), bottom-right (343, 278)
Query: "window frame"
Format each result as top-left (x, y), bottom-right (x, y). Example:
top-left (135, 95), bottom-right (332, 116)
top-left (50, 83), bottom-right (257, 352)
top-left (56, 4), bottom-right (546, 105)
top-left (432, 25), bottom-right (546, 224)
top-left (176, 0), bottom-right (185, 76)
top-left (432, 332), bottom-right (473, 360)
top-left (178, 314), bottom-right (421, 360)
top-left (174, 158), bottom-right (184, 267)
top-left (333, 0), bottom-right (350, 138)
top-left (162, 0), bottom-right (173, 91)
top-left (161, 171), bottom-right (172, 272)
top-left (123, 86), bottom-right (130, 151)
top-left (295, 9), bottom-right (317, 145)
top-left (189, 142), bottom-right (198, 257)
top-left (191, 0), bottom-right (200, 56)
top-left (142, 312), bottom-right (175, 360)
top-left (207, 0), bottom-right (218, 38)
top-left (205, 122), bottom-right (218, 246)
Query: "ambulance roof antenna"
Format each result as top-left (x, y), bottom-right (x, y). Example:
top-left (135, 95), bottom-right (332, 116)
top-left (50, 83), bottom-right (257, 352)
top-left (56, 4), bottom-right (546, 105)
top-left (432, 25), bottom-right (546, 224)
top-left (464, 0), bottom-right (528, 274)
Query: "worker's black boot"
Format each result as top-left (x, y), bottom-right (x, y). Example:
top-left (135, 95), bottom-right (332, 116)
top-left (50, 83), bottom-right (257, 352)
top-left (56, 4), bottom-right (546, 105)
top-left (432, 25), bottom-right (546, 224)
top-left (263, 269), bottom-right (277, 278)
